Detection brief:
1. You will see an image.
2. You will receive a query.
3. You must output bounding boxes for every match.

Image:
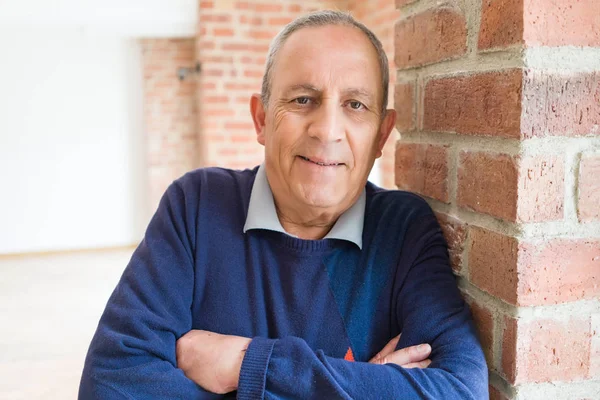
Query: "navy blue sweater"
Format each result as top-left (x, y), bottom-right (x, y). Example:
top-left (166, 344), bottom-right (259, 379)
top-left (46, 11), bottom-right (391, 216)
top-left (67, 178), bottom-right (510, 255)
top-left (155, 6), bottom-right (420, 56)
top-left (79, 167), bottom-right (488, 399)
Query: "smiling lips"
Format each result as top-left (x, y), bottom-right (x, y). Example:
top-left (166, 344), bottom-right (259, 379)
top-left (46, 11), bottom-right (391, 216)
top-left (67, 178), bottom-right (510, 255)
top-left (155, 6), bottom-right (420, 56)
top-left (298, 155), bottom-right (344, 167)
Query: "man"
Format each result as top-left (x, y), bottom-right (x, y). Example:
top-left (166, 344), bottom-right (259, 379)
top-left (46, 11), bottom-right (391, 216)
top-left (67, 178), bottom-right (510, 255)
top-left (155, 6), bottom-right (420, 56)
top-left (79, 10), bottom-right (488, 399)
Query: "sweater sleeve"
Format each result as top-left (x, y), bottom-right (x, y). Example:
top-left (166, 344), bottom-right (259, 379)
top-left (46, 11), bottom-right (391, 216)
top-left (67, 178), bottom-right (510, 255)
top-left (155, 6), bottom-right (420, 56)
top-left (236, 212), bottom-right (488, 400)
top-left (78, 181), bottom-right (220, 399)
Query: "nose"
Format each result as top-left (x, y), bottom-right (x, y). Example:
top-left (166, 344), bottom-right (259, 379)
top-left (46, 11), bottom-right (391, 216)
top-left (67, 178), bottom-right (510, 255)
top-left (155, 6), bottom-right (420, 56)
top-left (307, 100), bottom-right (344, 144)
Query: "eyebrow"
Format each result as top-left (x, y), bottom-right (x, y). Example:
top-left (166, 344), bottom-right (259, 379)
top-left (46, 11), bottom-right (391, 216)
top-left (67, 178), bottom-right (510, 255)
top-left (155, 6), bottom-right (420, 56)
top-left (342, 88), bottom-right (375, 104)
top-left (283, 85), bottom-right (376, 103)
top-left (283, 84), bottom-right (321, 95)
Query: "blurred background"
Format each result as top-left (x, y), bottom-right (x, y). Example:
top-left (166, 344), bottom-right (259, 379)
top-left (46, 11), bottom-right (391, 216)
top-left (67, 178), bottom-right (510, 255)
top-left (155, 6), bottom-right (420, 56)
top-left (0, 0), bottom-right (397, 398)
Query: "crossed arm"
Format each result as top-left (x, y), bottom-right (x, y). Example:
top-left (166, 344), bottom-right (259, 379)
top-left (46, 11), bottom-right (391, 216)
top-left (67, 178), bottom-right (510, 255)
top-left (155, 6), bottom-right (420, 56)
top-left (175, 331), bottom-right (432, 394)
top-left (78, 182), bottom-right (488, 399)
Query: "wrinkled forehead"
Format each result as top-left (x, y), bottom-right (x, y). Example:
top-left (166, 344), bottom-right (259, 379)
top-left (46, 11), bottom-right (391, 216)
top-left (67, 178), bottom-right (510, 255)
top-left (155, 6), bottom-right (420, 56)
top-left (271, 25), bottom-right (382, 102)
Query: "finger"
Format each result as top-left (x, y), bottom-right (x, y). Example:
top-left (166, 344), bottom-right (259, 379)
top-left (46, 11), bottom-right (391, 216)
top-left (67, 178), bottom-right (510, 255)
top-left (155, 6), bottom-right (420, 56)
top-left (368, 334), bottom-right (401, 363)
top-left (371, 343), bottom-right (431, 366)
top-left (401, 359), bottom-right (432, 369)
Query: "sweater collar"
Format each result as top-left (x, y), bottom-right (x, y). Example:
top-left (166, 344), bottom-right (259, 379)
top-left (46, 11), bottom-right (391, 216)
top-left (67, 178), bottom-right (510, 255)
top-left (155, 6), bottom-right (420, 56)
top-left (243, 164), bottom-right (365, 250)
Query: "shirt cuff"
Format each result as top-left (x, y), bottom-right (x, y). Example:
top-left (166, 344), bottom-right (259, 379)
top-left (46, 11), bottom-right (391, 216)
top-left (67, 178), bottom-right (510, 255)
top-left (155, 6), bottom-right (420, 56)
top-left (237, 337), bottom-right (276, 400)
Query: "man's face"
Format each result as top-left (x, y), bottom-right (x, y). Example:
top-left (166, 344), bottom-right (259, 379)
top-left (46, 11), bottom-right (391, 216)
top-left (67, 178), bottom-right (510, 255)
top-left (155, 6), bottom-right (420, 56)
top-left (252, 24), bottom-right (395, 214)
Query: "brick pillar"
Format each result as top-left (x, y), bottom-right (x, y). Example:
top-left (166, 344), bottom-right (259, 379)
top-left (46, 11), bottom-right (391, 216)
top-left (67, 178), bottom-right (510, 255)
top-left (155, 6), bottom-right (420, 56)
top-left (393, 0), bottom-right (600, 398)
top-left (140, 38), bottom-right (198, 212)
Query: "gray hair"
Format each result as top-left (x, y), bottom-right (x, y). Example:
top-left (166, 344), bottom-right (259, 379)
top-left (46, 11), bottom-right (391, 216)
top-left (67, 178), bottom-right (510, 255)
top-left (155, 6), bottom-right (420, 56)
top-left (260, 10), bottom-right (389, 115)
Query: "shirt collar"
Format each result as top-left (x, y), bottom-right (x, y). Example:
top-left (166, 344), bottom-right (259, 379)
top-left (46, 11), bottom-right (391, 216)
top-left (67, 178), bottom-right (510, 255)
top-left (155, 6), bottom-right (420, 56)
top-left (243, 164), bottom-right (365, 249)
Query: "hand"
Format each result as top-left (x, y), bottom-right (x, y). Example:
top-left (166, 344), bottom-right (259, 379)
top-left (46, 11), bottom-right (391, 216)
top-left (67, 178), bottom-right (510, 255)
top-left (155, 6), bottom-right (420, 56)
top-left (176, 330), bottom-right (252, 394)
top-left (369, 334), bottom-right (432, 369)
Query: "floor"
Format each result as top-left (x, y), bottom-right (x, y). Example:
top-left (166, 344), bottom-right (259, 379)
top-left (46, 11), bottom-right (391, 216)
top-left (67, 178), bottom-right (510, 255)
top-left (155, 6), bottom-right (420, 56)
top-left (0, 248), bottom-right (134, 400)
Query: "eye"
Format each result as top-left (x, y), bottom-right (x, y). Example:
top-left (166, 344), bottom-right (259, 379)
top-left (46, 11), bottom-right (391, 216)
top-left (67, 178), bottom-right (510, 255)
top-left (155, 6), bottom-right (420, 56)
top-left (293, 97), bottom-right (312, 105)
top-left (348, 100), bottom-right (365, 110)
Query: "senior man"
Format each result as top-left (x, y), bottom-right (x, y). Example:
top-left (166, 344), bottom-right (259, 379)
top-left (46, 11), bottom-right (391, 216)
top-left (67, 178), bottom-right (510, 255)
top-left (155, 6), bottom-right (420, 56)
top-left (79, 10), bottom-right (488, 400)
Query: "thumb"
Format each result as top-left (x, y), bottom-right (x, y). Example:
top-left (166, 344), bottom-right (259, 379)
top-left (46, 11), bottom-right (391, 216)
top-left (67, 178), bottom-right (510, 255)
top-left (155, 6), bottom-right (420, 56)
top-left (370, 343), bottom-right (431, 366)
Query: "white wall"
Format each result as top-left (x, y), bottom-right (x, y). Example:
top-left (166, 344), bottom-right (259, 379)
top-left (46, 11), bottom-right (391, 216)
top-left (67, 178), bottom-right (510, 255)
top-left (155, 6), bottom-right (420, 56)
top-left (0, 0), bottom-right (198, 254)
top-left (0, 28), bottom-right (147, 254)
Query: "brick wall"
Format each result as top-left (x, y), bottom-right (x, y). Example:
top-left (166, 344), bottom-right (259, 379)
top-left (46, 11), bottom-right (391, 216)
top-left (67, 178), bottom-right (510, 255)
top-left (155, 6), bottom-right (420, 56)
top-left (393, 0), bottom-right (600, 398)
top-left (141, 38), bottom-right (198, 212)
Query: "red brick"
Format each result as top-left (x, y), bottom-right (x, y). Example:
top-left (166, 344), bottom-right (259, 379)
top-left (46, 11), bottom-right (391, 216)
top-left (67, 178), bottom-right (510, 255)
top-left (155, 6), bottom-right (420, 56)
top-left (255, 3), bottom-right (283, 13)
top-left (591, 314), bottom-right (600, 378)
top-left (578, 155), bottom-right (600, 222)
top-left (469, 300), bottom-right (494, 366)
top-left (521, 70), bottom-right (600, 138)
top-left (517, 155), bottom-right (564, 222)
top-left (240, 15), bottom-right (263, 26)
top-left (225, 83), bottom-right (260, 91)
top-left (288, 4), bottom-right (302, 13)
top-left (235, 1), bottom-right (251, 9)
top-left (518, 239), bottom-right (600, 305)
top-left (268, 17), bottom-right (294, 26)
top-left (395, 7), bottom-right (467, 69)
top-left (201, 55), bottom-right (234, 64)
top-left (247, 29), bottom-right (276, 40)
top-left (203, 96), bottom-right (229, 104)
top-left (201, 14), bottom-right (231, 23)
top-left (236, 2), bottom-right (283, 12)
top-left (469, 227), bottom-right (519, 304)
top-left (478, 0), bottom-right (524, 50)
top-left (395, 143), bottom-right (449, 202)
top-left (423, 70), bottom-right (523, 138)
top-left (221, 43), bottom-right (270, 53)
top-left (458, 152), bottom-right (518, 220)
top-left (225, 122), bottom-right (254, 131)
top-left (435, 212), bottom-right (467, 273)
top-left (457, 153), bottom-right (564, 223)
top-left (523, 0), bottom-right (600, 47)
top-left (501, 317), bottom-right (518, 382)
top-left (203, 68), bottom-right (224, 77)
top-left (231, 134), bottom-right (254, 143)
top-left (502, 316), bottom-right (592, 384)
top-left (205, 109), bottom-right (235, 117)
top-left (235, 96), bottom-right (251, 105)
top-left (394, 82), bottom-right (415, 132)
top-left (199, 41), bottom-right (215, 50)
top-left (470, 225), bottom-right (600, 306)
top-left (200, 1), bottom-right (213, 8)
top-left (243, 69), bottom-right (263, 78)
top-left (213, 28), bottom-right (235, 37)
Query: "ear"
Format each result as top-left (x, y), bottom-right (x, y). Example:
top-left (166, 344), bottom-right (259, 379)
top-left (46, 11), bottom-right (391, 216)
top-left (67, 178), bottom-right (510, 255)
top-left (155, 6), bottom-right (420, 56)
top-left (375, 109), bottom-right (396, 158)
top-left (250, 93), bottom-right (267, 146)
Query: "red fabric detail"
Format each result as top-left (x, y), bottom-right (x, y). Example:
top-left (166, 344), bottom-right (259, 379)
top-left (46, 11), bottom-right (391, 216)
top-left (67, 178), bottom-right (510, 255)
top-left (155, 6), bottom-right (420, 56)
top-left (344, 347), bottom-right (355, 362)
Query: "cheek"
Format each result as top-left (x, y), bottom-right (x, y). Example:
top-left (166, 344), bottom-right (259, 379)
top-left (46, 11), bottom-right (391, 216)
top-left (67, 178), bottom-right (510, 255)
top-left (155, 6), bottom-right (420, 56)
top-left (266, 111), bottom-right (306, 159)
top-left (346, 123), bottom-right (380, 167)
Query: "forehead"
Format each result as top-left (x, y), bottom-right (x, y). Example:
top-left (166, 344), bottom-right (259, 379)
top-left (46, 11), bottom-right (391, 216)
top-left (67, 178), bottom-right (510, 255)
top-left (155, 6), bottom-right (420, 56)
top-left (272, 24), bottom-right (381, 96)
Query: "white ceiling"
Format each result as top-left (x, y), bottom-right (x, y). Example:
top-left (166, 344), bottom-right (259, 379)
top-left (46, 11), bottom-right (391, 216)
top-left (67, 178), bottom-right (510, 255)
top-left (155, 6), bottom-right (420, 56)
top-left (0, 0), bottom-right (198, 37)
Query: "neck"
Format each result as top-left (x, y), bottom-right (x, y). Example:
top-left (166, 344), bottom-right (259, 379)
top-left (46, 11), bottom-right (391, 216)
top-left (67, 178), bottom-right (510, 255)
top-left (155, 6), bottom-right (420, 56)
top-left (274, 203), bottom-right (340, 240)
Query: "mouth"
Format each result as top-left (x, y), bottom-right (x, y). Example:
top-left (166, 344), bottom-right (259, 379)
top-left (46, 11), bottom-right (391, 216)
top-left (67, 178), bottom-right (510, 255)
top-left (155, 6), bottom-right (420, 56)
top-left (298, 155), bottom-right (344, 167)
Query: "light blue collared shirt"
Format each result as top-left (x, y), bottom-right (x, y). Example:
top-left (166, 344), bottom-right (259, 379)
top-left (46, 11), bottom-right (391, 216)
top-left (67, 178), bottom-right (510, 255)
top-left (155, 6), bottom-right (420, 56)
top-left (243, 164), bottom-right (366, 249)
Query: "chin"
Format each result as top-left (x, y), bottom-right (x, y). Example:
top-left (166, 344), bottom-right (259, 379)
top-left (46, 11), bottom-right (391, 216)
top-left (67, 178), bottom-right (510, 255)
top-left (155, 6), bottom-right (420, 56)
top-left (298, 186), bottom-right (345, 209)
